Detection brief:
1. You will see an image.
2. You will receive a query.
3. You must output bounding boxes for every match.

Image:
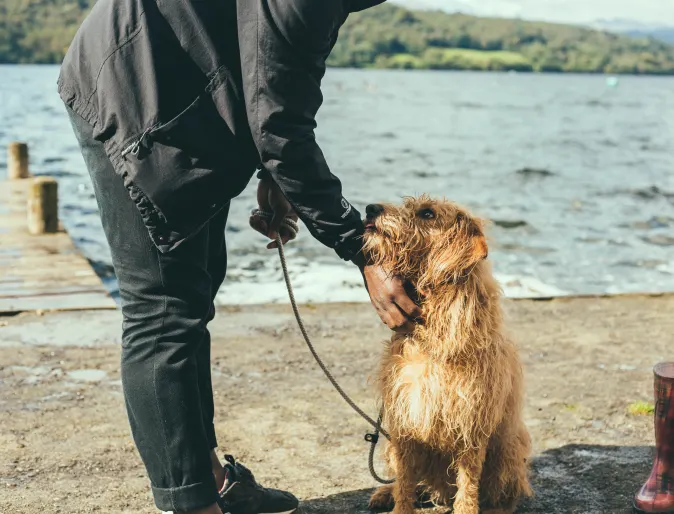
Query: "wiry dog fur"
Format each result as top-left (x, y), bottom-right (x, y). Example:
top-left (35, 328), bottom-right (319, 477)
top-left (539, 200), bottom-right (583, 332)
top-left (363, 196), bottom-right (532, 514)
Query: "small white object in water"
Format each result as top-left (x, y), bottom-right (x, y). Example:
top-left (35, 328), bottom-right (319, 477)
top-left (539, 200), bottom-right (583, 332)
top-left (606, 76), bottom-right (619, 87)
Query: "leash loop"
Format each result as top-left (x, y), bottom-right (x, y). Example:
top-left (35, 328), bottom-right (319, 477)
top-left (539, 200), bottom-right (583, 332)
top-left (367, 408), bottom-right (395, 484)
top-left (255, 209), bottom-right (395, 484)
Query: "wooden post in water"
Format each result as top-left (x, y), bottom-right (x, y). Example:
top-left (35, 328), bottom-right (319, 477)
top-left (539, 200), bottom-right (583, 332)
top-left (8, 142), bottom-right (30, 180)
top-left (27, 177), bottom-right (59, 234)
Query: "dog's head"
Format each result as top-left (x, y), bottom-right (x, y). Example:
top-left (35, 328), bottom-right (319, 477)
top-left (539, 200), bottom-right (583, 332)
top-left (362, 196), bottom-right (488, 291)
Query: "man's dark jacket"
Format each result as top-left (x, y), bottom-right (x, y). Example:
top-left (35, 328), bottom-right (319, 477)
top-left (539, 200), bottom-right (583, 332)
top-left (58, 0), bottom-right (385, 259)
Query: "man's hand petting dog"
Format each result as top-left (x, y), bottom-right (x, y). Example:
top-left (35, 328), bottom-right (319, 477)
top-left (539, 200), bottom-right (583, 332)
top-left (360, 264), bottom-right (422, 334)
top-left (250, 177), bottom-right (298, 249)
top-left (251, 179), bottom-right (421, 333)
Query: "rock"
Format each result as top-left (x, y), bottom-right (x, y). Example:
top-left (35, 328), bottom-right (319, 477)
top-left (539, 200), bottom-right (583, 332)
top-left (412, 170), bottom-right (438, 178)
top-left (493, 219), bottom-right (529, 229)
top-left (516, 167), bottom-right (555, 178)
top-left (648, 216), bottom-right (674, 228)
top-left (613, 259), bottom-right (667, 270)
top-left (641, 235), bottom-right (674, 247)
top-left (43, 157), bottom-right (66, 164)
top-left (626, 216), bottom-right (674, 230)
top-left (630, 186), bottom-right (674, 201)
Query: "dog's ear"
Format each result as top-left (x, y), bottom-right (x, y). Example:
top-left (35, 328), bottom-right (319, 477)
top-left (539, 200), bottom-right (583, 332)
top-left (471, 232), bottom-right (489, 263)
top-left (423, 220), bottom-right (488, 287)
top-left (464, 215), bottom-right (488, 264)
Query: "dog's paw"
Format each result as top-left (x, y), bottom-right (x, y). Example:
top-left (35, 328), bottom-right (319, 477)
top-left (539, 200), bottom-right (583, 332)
top-left (391, 506), bottom-right (416, 514)
top-left (369, 484), bottom-right (395, 511)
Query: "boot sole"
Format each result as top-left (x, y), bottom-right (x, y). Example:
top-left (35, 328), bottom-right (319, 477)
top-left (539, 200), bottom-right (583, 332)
top-left (633, 504), bottom-right (674, 514)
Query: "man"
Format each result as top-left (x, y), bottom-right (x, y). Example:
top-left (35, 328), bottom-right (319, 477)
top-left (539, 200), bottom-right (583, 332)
top-left (59, 0), bottom-right (421, 512)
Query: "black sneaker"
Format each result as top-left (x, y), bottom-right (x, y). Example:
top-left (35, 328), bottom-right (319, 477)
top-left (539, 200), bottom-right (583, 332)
top-left (217, 455), bottom-right (299, 514)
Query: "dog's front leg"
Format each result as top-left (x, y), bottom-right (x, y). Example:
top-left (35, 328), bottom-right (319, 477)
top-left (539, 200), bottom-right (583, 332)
top-left (392, 476), bottom-right (416, 514)
top-left (453, 446), bottom-right (487, 514)
top-left (389, 442), bottom-right (416, 514)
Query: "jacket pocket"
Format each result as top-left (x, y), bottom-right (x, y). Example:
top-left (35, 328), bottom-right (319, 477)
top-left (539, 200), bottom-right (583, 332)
top-left (120, 71), bottom-right (256, 252)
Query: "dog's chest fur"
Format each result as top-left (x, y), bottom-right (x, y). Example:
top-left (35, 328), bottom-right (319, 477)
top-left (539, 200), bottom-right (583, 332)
top-left (380, 334), bottom-right (509, 449)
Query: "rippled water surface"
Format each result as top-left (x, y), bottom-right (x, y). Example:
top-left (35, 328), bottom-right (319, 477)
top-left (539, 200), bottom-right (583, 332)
top-left (1, 65), bottom-right (673, 303)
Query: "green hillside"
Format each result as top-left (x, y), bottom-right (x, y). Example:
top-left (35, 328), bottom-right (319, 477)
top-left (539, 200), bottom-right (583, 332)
top-left (2, 0), bottom-right (674, 74)
top-left (0, 0), bottom-right (94, 64)
top-left (329, 5), bottom-right (674, 74)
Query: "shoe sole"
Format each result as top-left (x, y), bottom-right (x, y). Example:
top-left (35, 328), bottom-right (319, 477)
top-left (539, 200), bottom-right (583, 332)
top-left (221, 510), bottom-right (297, 514)
top-left (164, 511), bottom-right (296, 514)
top-left (633, 504), bottom-right (674, 514)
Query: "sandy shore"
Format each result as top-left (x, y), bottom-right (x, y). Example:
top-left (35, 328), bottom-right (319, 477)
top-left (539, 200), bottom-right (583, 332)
top-left (0, 294), bottom-right (673, 513)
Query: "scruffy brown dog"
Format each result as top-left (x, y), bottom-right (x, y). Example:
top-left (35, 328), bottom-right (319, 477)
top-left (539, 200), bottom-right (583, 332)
top-left (362, 196), bottom-right (532, 514)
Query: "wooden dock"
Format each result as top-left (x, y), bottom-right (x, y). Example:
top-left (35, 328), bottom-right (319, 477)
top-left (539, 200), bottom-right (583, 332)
top-left (0, 176), bottom-right (116, 313)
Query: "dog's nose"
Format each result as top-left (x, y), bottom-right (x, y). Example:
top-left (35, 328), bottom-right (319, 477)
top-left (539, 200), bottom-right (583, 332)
top-left (366, 204), bottom-right (385, 217)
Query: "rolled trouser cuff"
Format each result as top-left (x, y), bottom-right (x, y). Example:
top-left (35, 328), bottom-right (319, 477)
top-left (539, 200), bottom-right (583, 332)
top-left (152, 478), bottom-right (219, 512)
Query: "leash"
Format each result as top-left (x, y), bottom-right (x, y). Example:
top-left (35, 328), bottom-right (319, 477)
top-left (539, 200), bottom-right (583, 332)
top-left (251, 209), bottom-right (395, 484)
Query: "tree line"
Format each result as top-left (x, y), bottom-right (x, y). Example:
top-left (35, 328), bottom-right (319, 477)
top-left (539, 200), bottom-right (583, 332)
top-left (2, 0), bottom-right (674, 75)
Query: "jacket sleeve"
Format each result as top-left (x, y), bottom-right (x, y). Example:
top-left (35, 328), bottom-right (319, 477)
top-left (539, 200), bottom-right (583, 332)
top-left (238, 0), bottom-right (364, 262)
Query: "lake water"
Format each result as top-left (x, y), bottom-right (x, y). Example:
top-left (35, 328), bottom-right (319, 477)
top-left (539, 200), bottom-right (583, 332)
top-left (1, 65), bottom-right (673, 304)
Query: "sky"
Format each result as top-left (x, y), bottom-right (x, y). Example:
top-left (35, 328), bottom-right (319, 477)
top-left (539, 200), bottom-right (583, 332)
top-left (394, 0), bottom-right (674, 27)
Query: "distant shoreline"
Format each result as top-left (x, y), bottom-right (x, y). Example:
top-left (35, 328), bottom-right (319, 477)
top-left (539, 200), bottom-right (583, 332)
top-left (2, 62), bottom-right (673, 77)
top-left (328, 65), bottom-right (674, 76)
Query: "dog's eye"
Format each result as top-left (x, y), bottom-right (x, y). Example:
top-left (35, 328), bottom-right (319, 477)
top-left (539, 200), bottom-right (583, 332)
top-left (418, 208), bottom-right (435, 220)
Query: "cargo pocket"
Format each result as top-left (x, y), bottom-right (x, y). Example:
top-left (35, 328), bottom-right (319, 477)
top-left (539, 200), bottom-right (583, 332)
top-left (120, 71), bottom-right (249, 253)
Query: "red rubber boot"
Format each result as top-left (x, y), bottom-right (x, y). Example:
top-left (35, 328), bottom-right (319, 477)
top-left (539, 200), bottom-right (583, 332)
top-left (634, 363), bottom-right (674, 514)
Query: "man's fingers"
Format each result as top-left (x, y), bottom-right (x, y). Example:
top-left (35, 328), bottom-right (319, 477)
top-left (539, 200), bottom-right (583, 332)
top-left (392, 320), bottom-right (416, 334)
top-left (281, 226), bottom-right (297, 242)
top-left (266, 226), bottom-right (295, 249)
top-left (370, 300), bottom-right (391, 327)
top-left (387, 304), bottom-right (418, 334)
top-left (257, 180), bottom-right (273, 211)
top-left (380, 305), bottom-right (403, 331)
top-left (362, 265), bottom-right (422, 334)
top-left (394, 293), bottom-right (423, 322)
top-left (378, 310), bottom-right (394, 330)
top-left (269, 211), bottom-right (287, 239)
top-left (249, 216), bottom-right (268, 236)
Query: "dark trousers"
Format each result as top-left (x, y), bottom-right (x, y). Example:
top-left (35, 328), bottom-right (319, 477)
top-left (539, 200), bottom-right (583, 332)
top-left (67, 106), bottom-right (228, 512)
